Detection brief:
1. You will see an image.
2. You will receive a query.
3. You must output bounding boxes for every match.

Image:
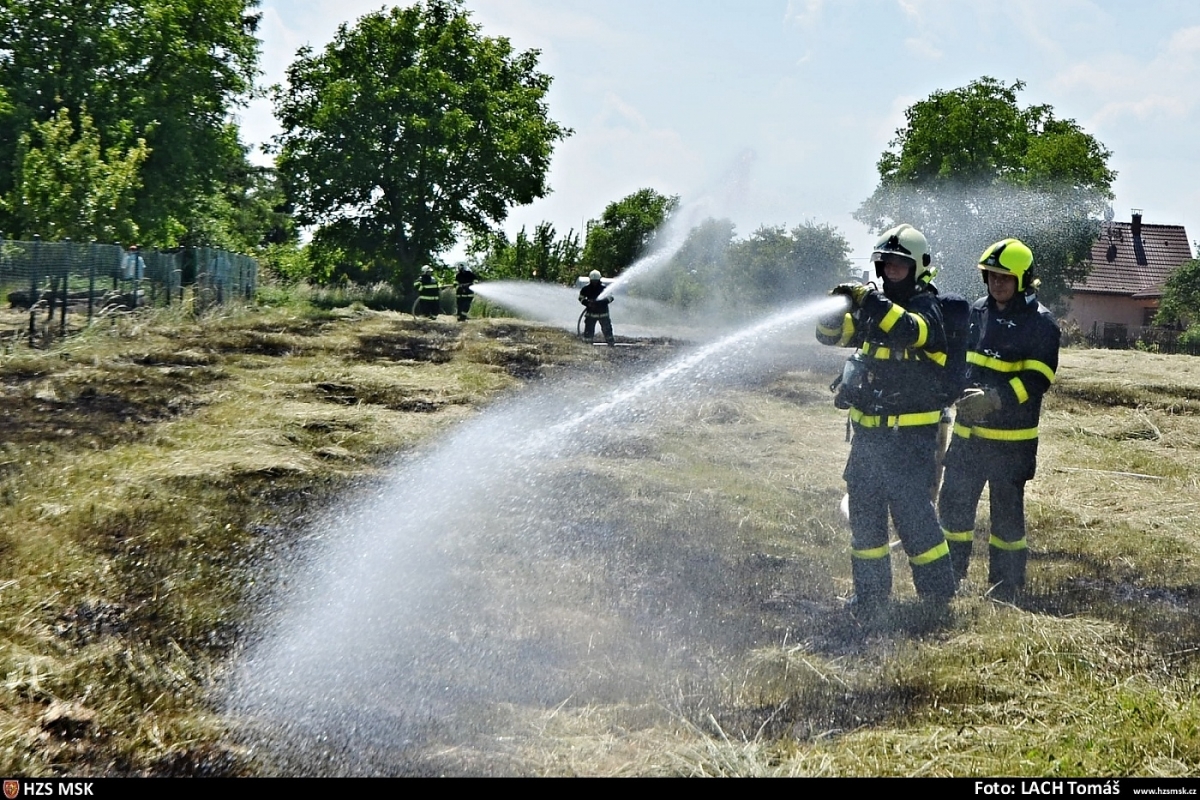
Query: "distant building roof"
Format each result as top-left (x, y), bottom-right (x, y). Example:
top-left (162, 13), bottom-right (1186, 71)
top-left (1072, 214), bottom-right (1193, 298)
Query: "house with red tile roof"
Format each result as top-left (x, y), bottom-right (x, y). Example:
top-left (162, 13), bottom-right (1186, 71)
top-left (1065, 210), bottom-right (1195, 342)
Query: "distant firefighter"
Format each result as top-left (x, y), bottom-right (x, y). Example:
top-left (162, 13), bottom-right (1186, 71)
top-left (414, 265), bottom-right (441, 319)
top-left (455, 264), bottom-right (477, 321)
top-left (937, 238), bottom-right (1060, 602)
top-left (578, 270), bottom-right (615, 347)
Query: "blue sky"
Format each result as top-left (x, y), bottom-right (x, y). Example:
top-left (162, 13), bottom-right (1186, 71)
top-left (242, 0), bottom-right (1200, 265)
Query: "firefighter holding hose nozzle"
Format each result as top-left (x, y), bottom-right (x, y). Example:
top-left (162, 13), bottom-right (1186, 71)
top-left (816, 224), bottom-right (957, 620)
top-left (578, 270), bottom-right (615, 347)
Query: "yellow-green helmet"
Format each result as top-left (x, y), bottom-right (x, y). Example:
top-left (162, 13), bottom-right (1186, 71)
top-left (978, 238), bottom-right (1034, 293)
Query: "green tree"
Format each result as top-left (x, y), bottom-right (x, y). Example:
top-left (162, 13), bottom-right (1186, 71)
top-left (6, 107), bottom-right (150, 243)
top-left (273, 0), bottom-right (570, 287)
top-left (582, 188), bottom-right (679, 276)
top-left (856, 77), bottom-right (1115, 305)
top-left (472, 223), bottom-right (581, 284)
top-left (727, 222), bottom-right (852, 308)
top-left (1155, 259), bottom-right (1200, 329)
top-left (0, 0), bottom-right (264, 245)
top-left (643, 217), bottom-right (736, 308)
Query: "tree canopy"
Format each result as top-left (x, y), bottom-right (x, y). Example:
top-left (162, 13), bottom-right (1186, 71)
top-left (1155, 258), bottom-right (1200, 330)
top-left (625, 212), bottom-right (852, 315)
top-left (5, 108), bottom-right (149, 244)
top-left (273, 0), bottom-right (570, 287)
top-left (471, 223), bottom-right (582, 284)
top-left (856, 77), bottom-right (1115, 305)
top-left (581, 188), bottom-right (679, 276)
top-left (0, 0), bottom-right (265, 246)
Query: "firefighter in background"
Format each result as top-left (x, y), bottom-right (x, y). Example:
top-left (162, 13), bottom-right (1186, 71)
top-left (817, 224), bottom-right (956, 616)
top-left (578, 270), bottom-right (615, 346)
top-left (455, 264), bottom-right (477, 321)
top-left (938, 239), bottom-right (1059, 602)
top-left (414, 265), bottom-right (442, 319)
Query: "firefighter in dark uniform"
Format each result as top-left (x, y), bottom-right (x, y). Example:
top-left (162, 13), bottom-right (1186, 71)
top-left (817, 224), bottom-right (956, 616)
top-left (414, 265), bottom-right (441, 319)
top-left (455, 264), bottom-right (477, 321)
top-left (938, 239), bottom-right (1059, 601)
top-left (578, 270), bottom-right (615, 346)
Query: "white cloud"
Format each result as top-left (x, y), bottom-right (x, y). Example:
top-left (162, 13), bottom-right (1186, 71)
top-left (785, 0), bottom-right (824, 30)
top-left (1054, 24), bottom-right (1200, 125)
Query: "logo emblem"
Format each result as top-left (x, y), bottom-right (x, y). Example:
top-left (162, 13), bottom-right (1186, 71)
top-left (4, 780), bottom-right (18, 799)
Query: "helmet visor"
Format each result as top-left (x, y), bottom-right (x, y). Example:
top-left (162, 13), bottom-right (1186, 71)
top-left (872, 251), bottom-right (916, 270)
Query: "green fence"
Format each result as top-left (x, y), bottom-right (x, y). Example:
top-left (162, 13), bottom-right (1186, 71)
top-left (0, 237), bottom-right (257, 337)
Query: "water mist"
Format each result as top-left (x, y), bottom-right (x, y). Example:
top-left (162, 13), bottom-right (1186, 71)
top-left (224, 294), bottom-right (846, 775)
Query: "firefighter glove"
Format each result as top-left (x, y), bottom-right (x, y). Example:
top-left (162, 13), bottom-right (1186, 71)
top-left (955, 387), bottom-right (1002, 421)
top-left (831, 282), bottom-right (872, 308)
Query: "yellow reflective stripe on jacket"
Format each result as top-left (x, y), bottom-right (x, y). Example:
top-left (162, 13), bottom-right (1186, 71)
top-left (953, 422), bottom-right (1039, 441)
top-left (851, 408), bottom-right (943, 428)
top-left (942, 528), bottom-right (974, 543)
top-left (1010, 376), bottom-right (1029, 403)
top-left (852, 544), bottom-right (891, 561)
top-left (877, 303), bottom-right (903, 332)
top-left (818, 314), bottom-right (855, 346)
top-left (989, 534), bottom-right (1027, 552)
top-left (910, 541), bottom-right (949, 566)
top-left (875, 304), bottom-right (928, 348)
top-left (911, 313), bottom-right (928, 348)
top-left (860, 342), bottom-right (945, 365)
top-left (967, 352), bottom-right (1057, 383)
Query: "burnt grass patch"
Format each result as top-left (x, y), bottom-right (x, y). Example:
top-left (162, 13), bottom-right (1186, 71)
top-left (200, 330), bottom-right (311, 357)
top-left (0, 364), bottom-right (216, 447)
top-left (356, 324), bottom-right (462, 363)
top-left (1052, 381), bottom-right (1200, 414)
top-left (311, 381), bottom-right (465, 412)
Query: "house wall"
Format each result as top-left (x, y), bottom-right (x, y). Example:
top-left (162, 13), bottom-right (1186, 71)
top-left (1065, 294), bottom-right (1158, 335)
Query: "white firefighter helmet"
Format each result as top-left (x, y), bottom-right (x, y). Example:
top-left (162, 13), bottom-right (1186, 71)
top-left (589, 270), bottom-right (602, 282)
top-left (421, 265), bottom-right (433, 275)
top-left (872, 223), bottom-right (933, 284)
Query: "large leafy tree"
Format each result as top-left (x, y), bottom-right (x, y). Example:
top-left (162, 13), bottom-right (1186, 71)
top-left (856, 77), bottom-right (1115, 305)
top-left (6, 107), bottom-right (149, 243)
top-left (273, 0), bottom-right (570, 286)
top-left (581, 188), bottom-right (679, 275)
top-left (0, 0), bottom-right (263, 245)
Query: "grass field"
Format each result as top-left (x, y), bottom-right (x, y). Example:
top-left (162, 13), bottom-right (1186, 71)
top-left (0, 298), bottom-right (1197, 777)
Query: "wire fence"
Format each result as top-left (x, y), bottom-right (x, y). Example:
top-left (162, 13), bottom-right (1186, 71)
top-left (1083, 322), bottom-right (1200, 356)
top-left (0, 237), bottom-right (257, 342)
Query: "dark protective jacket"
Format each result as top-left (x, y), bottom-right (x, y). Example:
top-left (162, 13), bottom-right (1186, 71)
top-left (816, 285), bottom-right (950, 425)
top-left (455, 266), bottom-right (476, 297)
top-left (415, 273), bottom-right (441, 300)
top-left (955, 293), bottom-right (1059, 442)
top-left (578, 281), bottom-right (612, 317)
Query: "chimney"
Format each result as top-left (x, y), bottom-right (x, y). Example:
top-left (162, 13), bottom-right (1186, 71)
top-left (1131, 209), bottom-right (1143, 238)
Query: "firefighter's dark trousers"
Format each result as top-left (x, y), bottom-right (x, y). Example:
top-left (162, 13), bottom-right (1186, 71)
top-left (937, 435), bottom-right (1037, 594)
top-left (456, 290), bottom-right (474, 321)
top-left (417, 297), bottom-right (440, 318)
top-left (843, 424), bottom-right (955, 602)
top-left (583, 312), bottom-right (614, 345)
